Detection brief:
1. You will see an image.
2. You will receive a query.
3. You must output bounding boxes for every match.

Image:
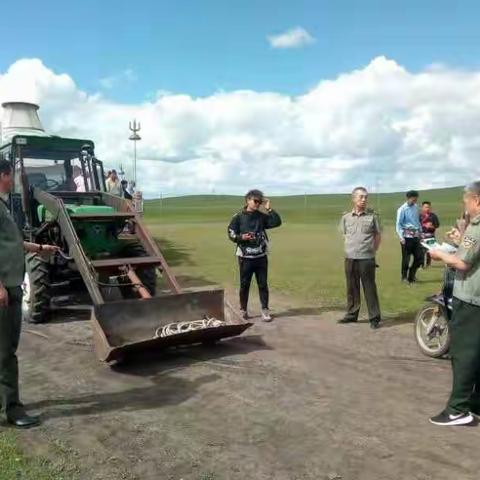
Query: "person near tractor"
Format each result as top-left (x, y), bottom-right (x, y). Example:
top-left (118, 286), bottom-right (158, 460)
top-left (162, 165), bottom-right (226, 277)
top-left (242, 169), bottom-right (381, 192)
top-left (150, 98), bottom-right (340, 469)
top-left (227, 189), bottom-right (282, 322)
top-left (420, 201), bottom-right (440, 268)
top-left (0, 159), bottom-right (59, 428)
top-left (428, 181), bottom-right (480, 426)
top-left (106, 169), bottom-right (122, 196)
top-left (396, 190), bottom-right (423, 284)
top-left (121, 180), bottom-right (133, 200)
top-left (73, 165), bottom-right (87, 192)
top-left (338, 187), bottom-right (382, 329)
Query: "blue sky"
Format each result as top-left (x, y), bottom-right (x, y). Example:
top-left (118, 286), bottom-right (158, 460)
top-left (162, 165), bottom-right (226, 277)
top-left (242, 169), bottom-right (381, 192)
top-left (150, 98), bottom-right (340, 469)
top-left (3, 0), bottom-right (480, 102)
top-left (2, 1), bottom-right (480, 195)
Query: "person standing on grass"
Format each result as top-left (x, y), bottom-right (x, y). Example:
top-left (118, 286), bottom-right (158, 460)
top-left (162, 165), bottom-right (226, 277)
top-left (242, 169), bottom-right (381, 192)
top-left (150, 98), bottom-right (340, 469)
top-left (428, 182), bottom-right (480, 426)
top-left (420, 201), bottom-right (440, 268)
top-left (227, 189), bottom-right (282, 322)
top-left (0, 160), bottom-right (58, 428)
top-left (338, 187), bottom-right (382, 329)
top-left (396, 190), bottom-right (423, 284)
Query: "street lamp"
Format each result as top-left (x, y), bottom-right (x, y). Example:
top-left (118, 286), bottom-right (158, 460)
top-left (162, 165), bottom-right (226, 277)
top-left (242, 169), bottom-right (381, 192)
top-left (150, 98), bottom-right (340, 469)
top-left (129, 119), bottom-right (141, 189)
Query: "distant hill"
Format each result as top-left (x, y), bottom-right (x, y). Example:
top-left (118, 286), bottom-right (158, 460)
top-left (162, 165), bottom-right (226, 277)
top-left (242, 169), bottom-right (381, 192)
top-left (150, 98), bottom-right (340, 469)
top-left (144, 187), bottom-right (464, 225)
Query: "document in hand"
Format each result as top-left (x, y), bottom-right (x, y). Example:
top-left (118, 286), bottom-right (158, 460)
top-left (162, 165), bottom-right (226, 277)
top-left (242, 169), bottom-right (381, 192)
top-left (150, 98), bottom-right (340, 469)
top-left (421, 239), bottom-right (457, 254)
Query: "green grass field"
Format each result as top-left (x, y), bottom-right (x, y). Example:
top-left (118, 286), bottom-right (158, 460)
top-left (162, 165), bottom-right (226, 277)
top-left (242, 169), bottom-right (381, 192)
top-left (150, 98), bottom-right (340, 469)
top-left (145, 187), bottom-right (464, 317)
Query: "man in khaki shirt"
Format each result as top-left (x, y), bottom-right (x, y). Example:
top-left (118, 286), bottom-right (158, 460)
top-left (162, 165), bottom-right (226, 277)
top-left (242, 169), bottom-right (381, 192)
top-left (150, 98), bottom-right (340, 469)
top-left (429, 181), bottom-right (480, 426)
top-left (339, 187), bottom-right (382, 329)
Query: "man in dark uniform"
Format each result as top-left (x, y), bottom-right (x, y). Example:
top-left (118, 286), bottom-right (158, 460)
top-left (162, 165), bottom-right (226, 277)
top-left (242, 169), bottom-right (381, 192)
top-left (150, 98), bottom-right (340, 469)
top-left (228, 189), bottom-right (282, 322)
top-left (428, 181), bottom-right (480, 426)
top-left (0, 159), bottom-right (58, 427)
top-left (339, 187), bottom-right (382, 329)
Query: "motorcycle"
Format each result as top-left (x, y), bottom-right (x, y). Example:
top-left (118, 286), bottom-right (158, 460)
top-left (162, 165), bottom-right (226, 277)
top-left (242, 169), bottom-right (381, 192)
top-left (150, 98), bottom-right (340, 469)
top-left (414, 265), bottom-right (455, 358)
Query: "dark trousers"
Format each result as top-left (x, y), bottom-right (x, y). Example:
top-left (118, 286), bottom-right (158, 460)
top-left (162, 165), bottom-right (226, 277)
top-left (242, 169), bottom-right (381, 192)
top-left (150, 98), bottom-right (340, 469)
top-left (238, 256), bottom-right (269, 310)
top-left (401, 238), bottom-right (423, 281)
top-left (446, 299), bottom-right (480, 415)
top-left (344, 258), bottom-right (381, 322)
top-left (0, 286), bottom-right (23, 414)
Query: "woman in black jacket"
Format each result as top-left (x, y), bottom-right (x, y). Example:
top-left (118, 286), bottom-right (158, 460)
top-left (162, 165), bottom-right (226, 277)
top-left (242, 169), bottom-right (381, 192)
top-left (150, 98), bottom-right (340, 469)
top-left (227, 189), bottom-right (282, 322)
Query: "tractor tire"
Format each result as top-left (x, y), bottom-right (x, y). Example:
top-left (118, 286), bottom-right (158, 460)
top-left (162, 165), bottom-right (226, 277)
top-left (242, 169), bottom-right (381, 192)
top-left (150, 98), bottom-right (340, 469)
top-left (23, 253), bottom-right (51, 324)
top-left (120, 243), bottom-right (157, 298)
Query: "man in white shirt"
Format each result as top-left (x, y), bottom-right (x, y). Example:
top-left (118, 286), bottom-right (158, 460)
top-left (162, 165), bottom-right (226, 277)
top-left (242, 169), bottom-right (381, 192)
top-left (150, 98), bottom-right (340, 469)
top-left (106, 169), bottom-right (122, 196)
top-left (73, 166), bottom-right (86, 192)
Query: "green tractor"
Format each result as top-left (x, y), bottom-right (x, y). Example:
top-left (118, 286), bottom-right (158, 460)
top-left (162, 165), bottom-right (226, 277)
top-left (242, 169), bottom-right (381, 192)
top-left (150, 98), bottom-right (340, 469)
top-left (0, 102), bottom-right (251, 363)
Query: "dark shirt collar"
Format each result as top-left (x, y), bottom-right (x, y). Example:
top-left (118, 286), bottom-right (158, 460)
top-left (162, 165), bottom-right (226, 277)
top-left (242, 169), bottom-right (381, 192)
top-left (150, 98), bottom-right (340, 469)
top-left (351, 209), bottom-right (367, 217)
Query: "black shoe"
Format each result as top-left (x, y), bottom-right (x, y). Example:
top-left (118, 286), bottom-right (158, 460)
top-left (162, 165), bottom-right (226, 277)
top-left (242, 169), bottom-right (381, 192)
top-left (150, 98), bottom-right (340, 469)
top-left (370, 318), bottom-right (380, 329)
top-left (429, 410), bottom-right (475, 426)
top-left (7, 412), bottom-right (40, 428)
top-left (337, 317), bottom-right (358, 324)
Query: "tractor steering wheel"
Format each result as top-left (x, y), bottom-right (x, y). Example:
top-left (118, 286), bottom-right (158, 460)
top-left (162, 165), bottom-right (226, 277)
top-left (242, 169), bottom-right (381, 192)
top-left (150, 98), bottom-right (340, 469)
top-left (43, 178), bottom-right (61, 191)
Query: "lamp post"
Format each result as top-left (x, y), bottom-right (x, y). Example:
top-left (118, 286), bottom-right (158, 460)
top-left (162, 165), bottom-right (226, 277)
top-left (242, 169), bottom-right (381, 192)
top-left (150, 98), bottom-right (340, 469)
top-left (129, 119), bottom-right (141, 189)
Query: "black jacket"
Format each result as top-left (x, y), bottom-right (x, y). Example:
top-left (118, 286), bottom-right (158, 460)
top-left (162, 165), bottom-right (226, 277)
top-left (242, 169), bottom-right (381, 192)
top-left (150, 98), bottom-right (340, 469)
top-left (228, 208), bottom-right (282, 258)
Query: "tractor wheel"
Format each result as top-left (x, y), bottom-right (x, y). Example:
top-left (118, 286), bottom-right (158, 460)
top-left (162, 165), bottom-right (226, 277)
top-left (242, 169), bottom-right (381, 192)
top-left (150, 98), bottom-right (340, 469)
top-left (23, 253), bottom-right (51, 324)
top-left (120, 243), bottom-right (157, 298)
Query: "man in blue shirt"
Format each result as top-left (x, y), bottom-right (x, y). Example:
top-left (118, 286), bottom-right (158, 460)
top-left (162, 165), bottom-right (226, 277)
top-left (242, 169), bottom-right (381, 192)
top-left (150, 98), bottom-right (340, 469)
top-left (396, 190), bottom-right (423, 283)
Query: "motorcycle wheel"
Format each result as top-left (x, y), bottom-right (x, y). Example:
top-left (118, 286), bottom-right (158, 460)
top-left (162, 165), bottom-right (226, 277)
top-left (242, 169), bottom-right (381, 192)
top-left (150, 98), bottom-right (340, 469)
top-left (414, 302), bottom-right (450, 358)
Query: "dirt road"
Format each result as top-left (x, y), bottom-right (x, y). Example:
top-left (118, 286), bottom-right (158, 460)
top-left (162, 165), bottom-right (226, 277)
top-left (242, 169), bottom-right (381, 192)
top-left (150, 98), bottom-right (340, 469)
top-left (10, 299), bottom-right (480, 480)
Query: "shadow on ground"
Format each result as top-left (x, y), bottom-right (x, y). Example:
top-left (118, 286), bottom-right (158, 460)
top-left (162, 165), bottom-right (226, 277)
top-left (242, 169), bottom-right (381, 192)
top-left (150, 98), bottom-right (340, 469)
top-left (380, 310), bottom-right (417, 328)
top-left (275, 304), bottom-right (345, 319)
top-left (27, 335), bottom-right (270, 420)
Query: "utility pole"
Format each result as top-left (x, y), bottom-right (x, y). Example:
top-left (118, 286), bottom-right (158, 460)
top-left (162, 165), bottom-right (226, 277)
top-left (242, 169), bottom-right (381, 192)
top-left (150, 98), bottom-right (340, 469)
top-left (128, 119), bottom-right (141, 189)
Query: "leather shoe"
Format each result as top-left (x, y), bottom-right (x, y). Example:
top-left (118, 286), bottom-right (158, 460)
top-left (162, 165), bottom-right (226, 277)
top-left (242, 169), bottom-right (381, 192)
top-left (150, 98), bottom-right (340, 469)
top-left (7, 412), bottom-right (40, 428)
top-left (337, 317), bottom-right (358, 324)
top-left (370, 319), bottom-right (380, 329)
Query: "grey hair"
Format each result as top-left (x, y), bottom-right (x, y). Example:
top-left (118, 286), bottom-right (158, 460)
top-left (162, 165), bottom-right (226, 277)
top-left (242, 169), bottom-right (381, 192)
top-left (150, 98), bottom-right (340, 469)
top-left (465, 181), bottom-right (480, 196)
top-left (351, 186), bottom-right (368, 197)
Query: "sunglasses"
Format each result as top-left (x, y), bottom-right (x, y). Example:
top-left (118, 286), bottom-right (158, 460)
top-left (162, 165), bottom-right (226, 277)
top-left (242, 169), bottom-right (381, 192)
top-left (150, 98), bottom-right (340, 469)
top-left (252, 199), bottom-right (262, 204)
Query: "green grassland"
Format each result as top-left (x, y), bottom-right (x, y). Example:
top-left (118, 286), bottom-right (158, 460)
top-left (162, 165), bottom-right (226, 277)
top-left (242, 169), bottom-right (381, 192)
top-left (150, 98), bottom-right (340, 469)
top-left (0, 432), bottom-right (78, 480)
top-left (145, 187), bottom-right (464, 317)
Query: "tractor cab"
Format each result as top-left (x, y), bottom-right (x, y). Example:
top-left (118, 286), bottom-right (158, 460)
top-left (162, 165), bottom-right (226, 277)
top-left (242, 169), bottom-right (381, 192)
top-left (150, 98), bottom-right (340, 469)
top-left (0, 135), bottom-right (106, 229)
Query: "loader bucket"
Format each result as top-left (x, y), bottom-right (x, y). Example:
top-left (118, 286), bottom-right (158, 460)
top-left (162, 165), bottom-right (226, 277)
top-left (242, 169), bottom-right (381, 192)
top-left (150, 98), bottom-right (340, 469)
top-left (91, 288), bottom-right (253, 362)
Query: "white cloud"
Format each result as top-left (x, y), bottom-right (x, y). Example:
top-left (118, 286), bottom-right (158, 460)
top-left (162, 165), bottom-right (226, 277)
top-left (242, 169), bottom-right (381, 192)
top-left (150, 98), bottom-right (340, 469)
top-left (99, 68), bottom-right (137, 89)
top-left (1, 56), bottom-right (480, 198)
top-left (267, 27), bottom-right (316, 49)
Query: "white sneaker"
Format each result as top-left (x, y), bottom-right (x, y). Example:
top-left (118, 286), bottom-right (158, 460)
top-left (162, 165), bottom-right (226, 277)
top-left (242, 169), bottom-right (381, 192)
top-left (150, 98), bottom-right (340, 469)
top-left (261, 309), bottom-right (272, 322)
top-left (429, 410), bottom-right (475, 426)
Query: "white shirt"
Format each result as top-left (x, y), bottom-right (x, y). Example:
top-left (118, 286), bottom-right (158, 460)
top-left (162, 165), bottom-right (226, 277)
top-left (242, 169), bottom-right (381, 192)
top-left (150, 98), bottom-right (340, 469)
top-left (106, 178), bottom-right (122, 196)
top-left (74, 175), bottom-right (86, 192)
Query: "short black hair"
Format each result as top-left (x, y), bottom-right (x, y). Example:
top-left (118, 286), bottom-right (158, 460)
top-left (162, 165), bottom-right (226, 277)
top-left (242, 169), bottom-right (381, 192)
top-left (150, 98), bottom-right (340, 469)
top-left (245, 189), bottom-right (264, 200)
top-left (121, 180), bottom-right (128, 186)
top-left (0, 159), bottom-right (12, 176)
top-left (352, 186), bottom-right (368, 196)
top-left (422, 201), bottom-right (431, 206)
top-left (406, 190), bottom-right (419, 199)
